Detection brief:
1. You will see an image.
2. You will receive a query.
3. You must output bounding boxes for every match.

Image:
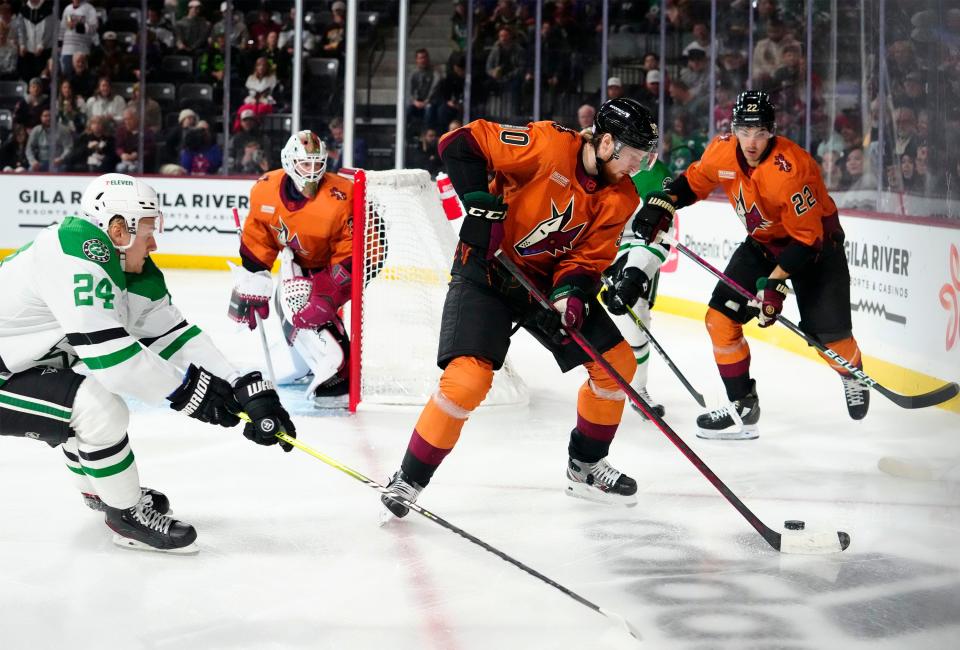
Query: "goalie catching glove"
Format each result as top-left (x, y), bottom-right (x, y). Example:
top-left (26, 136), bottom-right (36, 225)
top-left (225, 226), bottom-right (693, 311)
top-left (228, 262), bottom-right (273, 330)
top-left (290, 264), bottom-right (351, 330)
top-left (233, 371), bottom-right (297, 451)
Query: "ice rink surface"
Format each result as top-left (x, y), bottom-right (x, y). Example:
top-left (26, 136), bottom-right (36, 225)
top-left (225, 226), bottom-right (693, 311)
top-left (2, 269), bottom-right (959, 650)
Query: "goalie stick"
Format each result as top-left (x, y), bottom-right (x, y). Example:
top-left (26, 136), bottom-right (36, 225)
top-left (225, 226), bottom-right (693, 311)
top-left (661, 234), bottom-right (959, 410)
top-left (598, 277), bottom-right (706, 407)
top-left (232, 208), bottom-right (277, 383)
top-left (496, 250), bottom-right (849, 555)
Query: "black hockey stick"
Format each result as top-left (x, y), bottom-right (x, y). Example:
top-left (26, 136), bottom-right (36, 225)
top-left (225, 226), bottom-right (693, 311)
top-left (598, 278), bottom-right (706, 407)
top-left (496, 251), bottom-right (849, 555)
top-left (662, 234), bottom-right (959, 410)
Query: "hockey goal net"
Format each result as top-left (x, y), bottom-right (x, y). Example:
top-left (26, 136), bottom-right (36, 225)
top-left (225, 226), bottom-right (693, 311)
top-left (347, 169), bottom-right (528, 411)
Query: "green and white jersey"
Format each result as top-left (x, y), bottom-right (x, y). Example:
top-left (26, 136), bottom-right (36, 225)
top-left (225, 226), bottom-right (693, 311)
top-left (0, 217), bottom-right (234, 404)
top-left (617, 159), bottom-right (676, 278)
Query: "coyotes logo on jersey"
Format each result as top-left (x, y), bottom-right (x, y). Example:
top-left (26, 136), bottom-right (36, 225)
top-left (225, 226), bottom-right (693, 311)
top-left (272, 215), bottom-right (310, 254)
top-left (734, 184), bottom-right (770, 234)
top-left (514, 198), bottom-right (585, 257)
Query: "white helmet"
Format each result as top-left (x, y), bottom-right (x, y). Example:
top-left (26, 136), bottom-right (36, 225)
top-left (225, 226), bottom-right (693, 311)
top-left (79, 173), bottom-right (163, 244)
top-left (281, 130), bottom-right (327, 197)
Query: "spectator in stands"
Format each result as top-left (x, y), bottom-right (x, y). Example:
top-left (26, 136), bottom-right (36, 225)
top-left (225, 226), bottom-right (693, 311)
top-left (0, 21), bottom-right (17, 79)
top-left (321, 1), bottom-right (346, 62)
top-left (897, 71), bottom-right (928, 114)
top-left (57, 78), bottom-right (84, 132)
top-left (146, 5), bottom-right (175, 52)
top-left (485, 26), bottom-right (525, 118)
top-left (115, 107), bottom-right (155, 173)
top-left (679, 48), bottom-right (709, 98)
top-left (408, 48), bottom-right (438, 132)
top-left (16, 0), bottom-right (55, 82)
top-left (899, 152), bottom-right (920, 193)
top-left (161, 107), bottom-right (197, 167)
top-left (234, 139), bottom-right (268, 175)
top-left (893, 106), bottom-right (919, 158)
top-left (638, 69), bottom-right (660, 107)
top-left (127, 83), bottom-right (161, 134)
top-left (0, 122), bottom-right (29, 171)
top-left (535, 20), bottom-right (572, 117)
top-left (451, 1), bottom-right (467, 51)
top-left (84, 77), bottom-right (126, 125)
top-left (94, 31), bottom-right (130, 82)
top-left (13, 77), bottom-right (46, 129)
top-left (641, 52), bottom-right (659, 75)
top-left (324, 116), bottom-right (365, 173)
top-left (59, 0), bottom-right (97, 77)
top-left (447, 119), bottom-right (462, 134)
top-left (667, 78), bottom-right (708, 135)
top-left (69, 52), bottom-right (95, 97)
top-left (259, 30), bottom-right (291, 83)
top-left (576, 103), bottom-right (595, 130)
top-left (248, 6), bottom-right (281, 44)
top-left (752, 18), bottom-right (793, 91)
top-left (26, 108), bottom-right (72, 171)
top-left (68, 114), bottom-right (116, 172)
top-left (408, 126), bottom-right (441, 177)
top-left (199, 32), bottom-right (227, 83)
top-left (606, 76), bottom-right (624, 101)
top-left (491, 0), bottom-right (522, 40)
top-left (279, 7), bottom-right (318, 54)
top-left (818, 150), bottom-right (843, 191)
top-left (244, 56), bottom-right (278, 108)
top-left (180, 119), bottom-right (221, 175)
top-left (683, 22), bottom-right (710, 57)
top-left (230, 108), bottom-right (270, 171)
top-left (887, 39), bottom-right (917, 88)
top-left (427, 51), bottom-right (465, 132)
top-left (213, 2), bottom-right (249, 50)
top-left (717, 46), bottom-right (748, 91)
top-left (175, 0), bottom-right (211, 55)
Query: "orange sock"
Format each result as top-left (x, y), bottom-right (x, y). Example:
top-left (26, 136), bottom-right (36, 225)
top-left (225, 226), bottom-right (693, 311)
top-left (819, 336), bottom-right (862, 375)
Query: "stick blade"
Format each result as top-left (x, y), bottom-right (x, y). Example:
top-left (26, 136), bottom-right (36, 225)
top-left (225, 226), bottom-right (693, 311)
top-left (778, 529), bottom-right (850, 554)
top-left (882, 382), bottom-right (959, 409)
top-left (599, 608), bottom-right (643, 644)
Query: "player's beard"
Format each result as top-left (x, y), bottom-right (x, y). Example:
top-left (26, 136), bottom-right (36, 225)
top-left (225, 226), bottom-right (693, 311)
top-left (301, 181), bottom-right (319, 198)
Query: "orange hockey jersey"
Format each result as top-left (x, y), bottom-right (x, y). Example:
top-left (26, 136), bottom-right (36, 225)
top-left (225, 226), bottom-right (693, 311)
top-left (239, 169), bottom-right (354, 272)
top-left (442, 119), bottom-right (640, 288)
top-left (682, 134), bottom-right (840, 255)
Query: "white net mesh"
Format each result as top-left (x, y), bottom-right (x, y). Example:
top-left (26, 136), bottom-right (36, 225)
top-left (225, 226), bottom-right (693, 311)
top-left (348, 169), bottom-right (528, 408)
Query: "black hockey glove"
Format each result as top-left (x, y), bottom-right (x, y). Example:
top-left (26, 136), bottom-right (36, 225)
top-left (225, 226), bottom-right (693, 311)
top-left (458, 191), bottom-right (508, 254)
top-left (632, 191), bottom-right (676, 243)
top-left (168, 364), bottom-right (242, 428)
top-left (233, 371), bottom-right (296, 452)
top-left (534, 284), bottom-right (589, 346)
top-left (605, 267), bottom-right (650, 316)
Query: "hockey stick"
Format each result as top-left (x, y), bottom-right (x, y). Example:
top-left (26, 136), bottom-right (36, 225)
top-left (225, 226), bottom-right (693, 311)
top-left (232, 416), bottom-right (640, 641)
top-left (495, 250), bottom-right (849, 555)
top-left (232, 208), bottom-right (277, 384)
top-left (660, 234), bottom-right (959, 410)
top-left (598, 278), bottom-right (706, 407)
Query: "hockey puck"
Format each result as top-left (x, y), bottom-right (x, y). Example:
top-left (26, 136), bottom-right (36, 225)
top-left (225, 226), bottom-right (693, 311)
top-left (784, 520), bottom-right (805, 531)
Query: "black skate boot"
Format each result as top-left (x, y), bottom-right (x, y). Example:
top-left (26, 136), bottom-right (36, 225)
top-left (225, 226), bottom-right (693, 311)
top-left (632, 386), bottom-right (665, 419)
top-left (380, 471), bottom-right (424, 521)
top-left (83, 487), bottom-right (170, 515)
top-left (104, 500), bottom-right (198, 554)
top-left (313, 369), bottom-right (349, 409)
top-left (841, 374), bottom-right (870, 420)
top-left (566, 457), bottom-right (638, 506)
top-left (696, 381), bottom-right (760, 440)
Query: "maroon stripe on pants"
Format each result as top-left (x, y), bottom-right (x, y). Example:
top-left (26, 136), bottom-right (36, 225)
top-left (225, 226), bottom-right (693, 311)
top-left (718, 356), bottom-right (751, 378)
top-left (575, 416), bottom-right (618, 442)
top-left (407, 429), bottom-right (454, 467)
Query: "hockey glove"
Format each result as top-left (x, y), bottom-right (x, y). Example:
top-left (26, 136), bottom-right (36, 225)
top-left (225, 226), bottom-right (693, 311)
top-left (227, 262), bottom-right (273, 330)
top-left (291, 264), bottom-right (351, 330)
top-left (458, 191), bottom-right (507, 256)
top-left (168, 364), bottom-right (242, 427)
top-left (755, 277), bottom-right (789, 328)
top-left (233, 371), bottom-right (296, 452)
top-left (605, 267), bottom-right (650, 316)
top-left (536, 284), bottom-right (589, 346)
top-left (632, 191), bottom-right (676, 243)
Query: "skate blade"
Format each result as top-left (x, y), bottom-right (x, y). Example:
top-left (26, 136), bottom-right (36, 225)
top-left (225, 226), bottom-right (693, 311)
top-left (696, 425), bottom-right (759, 440)
top-left (565, 482), bottom-right (638, 507)
top-left (111, 534), bottom-right (199, 555)
top-left (313, 394), bottom-right (349, 411)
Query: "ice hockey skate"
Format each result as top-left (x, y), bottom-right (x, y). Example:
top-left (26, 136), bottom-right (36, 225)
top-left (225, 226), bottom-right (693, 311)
top-left (83, 487), bottom-right (171, 515)
top-left (313, 368), bottom-right (349, 409)
top-left (841, 374), bottom-right (870, 420)
top-left (631, 386), bottom-right (665, 419)
top-left (565, 457), bottom-right (638, 506)
top-left (379, 471), bottom-right (424, 523)
top-left (696, 381), bottom-right (760, 440)
top-left (104, 500), bottom-right (198, 554)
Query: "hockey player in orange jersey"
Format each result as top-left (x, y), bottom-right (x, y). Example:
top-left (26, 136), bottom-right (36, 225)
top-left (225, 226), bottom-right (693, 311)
top-left (380, 98), bottom-right (660, 519)
top-left (228, 130), bottom-right (355, 407)
top-left (633, 90), bottom-right (868, 440)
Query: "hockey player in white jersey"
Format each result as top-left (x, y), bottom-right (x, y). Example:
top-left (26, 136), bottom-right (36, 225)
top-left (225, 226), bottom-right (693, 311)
top-left (0, 173), bottom-right (295, 554)
top-left (602, 159), bottom-right (674, 418)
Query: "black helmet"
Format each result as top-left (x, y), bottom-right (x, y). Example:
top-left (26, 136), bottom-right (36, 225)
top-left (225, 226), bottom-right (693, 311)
top-left (732, 91), bottom-right (776, 132)
top-left (594, 97), bottom-right (658, 152)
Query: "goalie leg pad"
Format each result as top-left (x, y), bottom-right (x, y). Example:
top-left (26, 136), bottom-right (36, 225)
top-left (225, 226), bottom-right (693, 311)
top-left (401, 356), bottom-right (494, 486)
top-left (706, 307), bottom-right (753, 401)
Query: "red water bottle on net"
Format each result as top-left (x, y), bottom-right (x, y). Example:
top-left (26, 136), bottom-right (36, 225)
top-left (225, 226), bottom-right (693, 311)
top-left (436, 172), bottom-right (463, 221)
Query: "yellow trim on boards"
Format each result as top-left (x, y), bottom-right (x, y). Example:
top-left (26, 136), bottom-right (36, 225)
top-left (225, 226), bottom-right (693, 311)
top-left (653, 295), bottom-right (960, 415)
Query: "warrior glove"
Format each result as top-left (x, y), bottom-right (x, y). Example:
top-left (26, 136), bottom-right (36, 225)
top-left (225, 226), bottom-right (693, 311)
top-left (227, 262), bottom-right (273, 330)
top-left (632, 191), bottom-right (676, 243)
top-left (606, 267), bottom-right (650, 316)
top-left (168, 365), bottom-right (242, 427)
top-left (233, 371), bottom-right (297, 451)
top-left (755, 277), bottom-right (789, 328)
